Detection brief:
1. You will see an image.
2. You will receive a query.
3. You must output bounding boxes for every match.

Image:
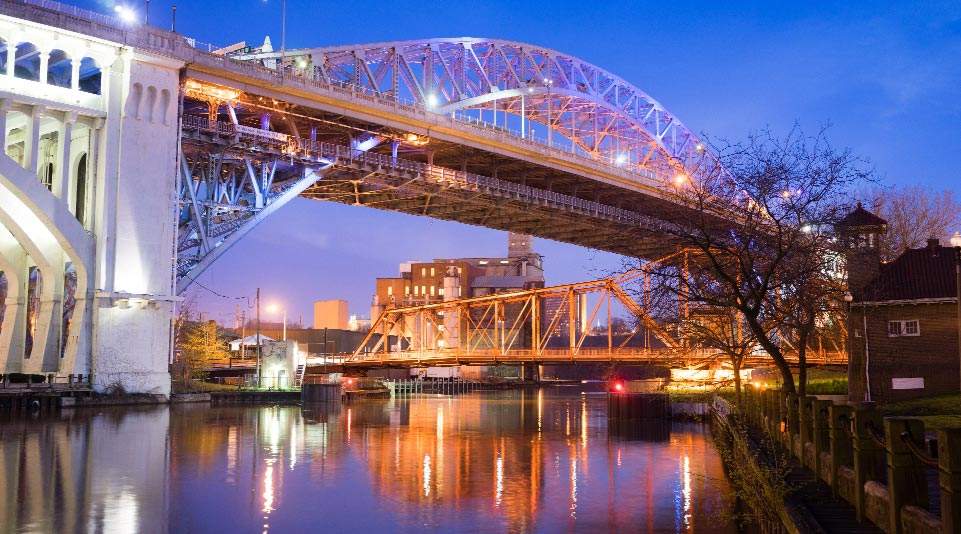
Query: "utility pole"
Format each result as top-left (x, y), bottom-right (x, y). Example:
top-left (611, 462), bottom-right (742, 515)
top-left (280, 0), bottom-right (287, 63)
top-left (956, 246), bottom-right (961, 394)
top-left (256, 287), bottom-right (262, 388)
top-left (170, 5), bottom-right (176, 32)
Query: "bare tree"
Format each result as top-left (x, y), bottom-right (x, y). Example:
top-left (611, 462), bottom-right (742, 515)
top-left (633, 126), bottom-right (868, 395)
top-left (684, 307), bottom-right (763, 404)
top-left (864, 185), bottom-right (961, 261)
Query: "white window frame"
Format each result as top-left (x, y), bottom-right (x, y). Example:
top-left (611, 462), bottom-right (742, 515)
top-left (887, 319), bottom-right (920, 337)
top-left (901, 319), bottom-right (920, 336)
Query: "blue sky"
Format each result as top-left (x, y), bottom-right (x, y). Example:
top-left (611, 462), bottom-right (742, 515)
top-left (76, 0), bottom-right (961, 324)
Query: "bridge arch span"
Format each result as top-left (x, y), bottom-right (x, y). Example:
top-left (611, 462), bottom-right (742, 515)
top-left (235, 37), bottom-right (712, 176)
top-left (0, 152), bottom-right (95, 375)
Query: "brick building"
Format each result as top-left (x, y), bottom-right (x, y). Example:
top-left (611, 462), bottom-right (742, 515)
top-left (371, 231), bottom-right (545, 313)
top-left (844, 205), bottom-right (961, 402)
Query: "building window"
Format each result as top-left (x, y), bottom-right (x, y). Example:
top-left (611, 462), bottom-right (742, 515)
top-left (902, 320), bottom-right (919, 336)
top-left (429, 286), bottom-right (435, 296)
top-left (888, 320), bottom-right (920, 337)
top-left (478, 260), bottom-right (488, 265)
top-left (414, 286), bottom-right (419, 296)
top-left (387, 286), bottom-right (393, 296)
top-left (421, 267), bottom-right (426, 276)
top-left (438, 288), bottom-right (444, 296)
top-left (430, 267), bottom-right (435, 277)
top-left (404, 285), bottom-right (410, 296)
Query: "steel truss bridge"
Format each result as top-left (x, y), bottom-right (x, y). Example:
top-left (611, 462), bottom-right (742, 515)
top-left (343, 265), bottom-right (846, 369)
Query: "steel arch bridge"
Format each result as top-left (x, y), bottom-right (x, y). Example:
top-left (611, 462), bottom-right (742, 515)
top-left (176, 36), bottom-right (728, 290)
top-left (231, 38), bottom-right (709, 175)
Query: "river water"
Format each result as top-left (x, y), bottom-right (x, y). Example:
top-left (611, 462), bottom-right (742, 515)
top-left (1, 388), bottom-right (736, 533)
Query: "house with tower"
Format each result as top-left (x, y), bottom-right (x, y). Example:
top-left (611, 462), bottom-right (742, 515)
top-left (841, 203), bottom-right (961, 402)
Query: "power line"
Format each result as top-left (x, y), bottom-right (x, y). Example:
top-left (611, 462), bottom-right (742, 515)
top-left (188, 277), bottom-right (251, 307)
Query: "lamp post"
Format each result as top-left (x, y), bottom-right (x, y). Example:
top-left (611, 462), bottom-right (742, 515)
top-left (543, 78), bottom-right (553, 147)
top-left (255, 288), bottom-right (261, 388)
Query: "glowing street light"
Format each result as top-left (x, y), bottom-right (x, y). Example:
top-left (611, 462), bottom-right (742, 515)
top-left (266, 303), bottom-right (287, 340)
top-left (114, 4), bottom-right (137, 24)
top-left (673, 173), bottom-right (689, 186)
top-left (426, 93), bottom-right (439, 108)
top-left (614, 153), bottom-right (628, 166)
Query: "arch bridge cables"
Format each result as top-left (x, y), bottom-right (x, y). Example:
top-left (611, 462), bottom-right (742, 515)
top-left (348, 267), bottom-right (689, 367)
top-left (229, 38), bottom-right (713, 178)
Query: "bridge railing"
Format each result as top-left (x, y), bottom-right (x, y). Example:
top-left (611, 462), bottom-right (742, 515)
top-left (347, 347), bottom-right (710, 364)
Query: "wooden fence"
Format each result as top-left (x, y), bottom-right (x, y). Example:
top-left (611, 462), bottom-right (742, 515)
top-left (735, 388), bottom-right (960, 534)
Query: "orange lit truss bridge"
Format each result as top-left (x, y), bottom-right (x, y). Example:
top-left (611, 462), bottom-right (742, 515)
top-left (346, 266), bottom-right (847, 370)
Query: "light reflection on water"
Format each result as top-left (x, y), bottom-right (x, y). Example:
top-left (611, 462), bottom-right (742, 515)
top-left (1, 388), bottom-right (736, 533)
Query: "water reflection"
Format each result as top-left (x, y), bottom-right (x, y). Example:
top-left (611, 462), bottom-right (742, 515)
top-left (1, 389), bottom-right (735, 533)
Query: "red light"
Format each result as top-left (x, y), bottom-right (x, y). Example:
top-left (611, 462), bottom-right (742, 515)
top-left (346, 378), bottom-right (354, 385)
top-left (614, 382), bottom-right (624, 392)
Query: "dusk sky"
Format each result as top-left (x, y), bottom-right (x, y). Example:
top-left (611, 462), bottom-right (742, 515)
top-left (78, 0), bottom-right (961, 325)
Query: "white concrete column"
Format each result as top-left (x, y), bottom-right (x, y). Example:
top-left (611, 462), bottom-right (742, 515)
top-left (95, 54), bottom-right (124, 293)
top-left (70, 59), bottom-right (80, 90)
top-left (0, 99), bottom-right (10, 155)
top-left (23, 105), bottom-right (44, 176)
top-left (5, 45), bottom-right (14, 78)
top-left (54, 111), bottom-right (76, 201)
top-left (0, 227), bottom-right (28, 373)
top-left (38, 48), bottom-right (49, 85)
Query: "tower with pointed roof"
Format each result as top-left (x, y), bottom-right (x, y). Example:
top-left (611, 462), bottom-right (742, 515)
top-left (837, 202), bottom-right (888, 296)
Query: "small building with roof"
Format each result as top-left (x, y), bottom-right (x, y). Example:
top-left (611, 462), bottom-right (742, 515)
top-left (842, 204), bottom-right (961, 402)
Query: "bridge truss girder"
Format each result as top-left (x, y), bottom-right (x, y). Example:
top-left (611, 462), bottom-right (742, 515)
top-left (176, 122), bottom-right (330, 293)
top-left (351, 272), bottom-right (683, 366)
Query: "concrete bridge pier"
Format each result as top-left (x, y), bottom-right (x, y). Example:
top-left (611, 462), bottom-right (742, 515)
top-left (520, 363), bottom-right (541, 382)
top-left (0, 13), bottom-right (183, 395)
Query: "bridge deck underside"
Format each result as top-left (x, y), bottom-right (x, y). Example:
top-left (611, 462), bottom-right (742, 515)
top-left (303, 164), bottom-right (677, 259)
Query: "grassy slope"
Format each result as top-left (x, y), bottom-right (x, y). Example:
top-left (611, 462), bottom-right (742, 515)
top-left (880, 393), bottom-right (961, 430)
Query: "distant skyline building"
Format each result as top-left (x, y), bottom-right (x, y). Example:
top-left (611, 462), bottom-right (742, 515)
top-left (313, 299), bottom-right (349, 330)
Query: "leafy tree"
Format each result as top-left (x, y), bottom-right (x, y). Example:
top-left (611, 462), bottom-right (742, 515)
top-left (179, 319), bottom-right (230, 379)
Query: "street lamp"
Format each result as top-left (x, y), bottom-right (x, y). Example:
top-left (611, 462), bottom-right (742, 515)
top-left (266, 303), bottom-right (287, 341)
top-left (114, 5), bottom-right (138, 24)
top-left (543, 78), bottom-right (554, 147)
top-left (263, 0), bottom-right (287, 63)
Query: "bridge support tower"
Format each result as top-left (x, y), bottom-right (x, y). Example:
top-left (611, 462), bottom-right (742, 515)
top-left (0, 13), bottom-right (182, 395)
